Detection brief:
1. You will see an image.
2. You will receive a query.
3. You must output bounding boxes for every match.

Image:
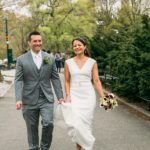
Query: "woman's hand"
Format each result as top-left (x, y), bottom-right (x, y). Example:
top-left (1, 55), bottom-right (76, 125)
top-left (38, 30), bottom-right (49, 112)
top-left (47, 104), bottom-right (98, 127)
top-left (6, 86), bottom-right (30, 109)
top-left (65, 94), bottom-right (71, 103)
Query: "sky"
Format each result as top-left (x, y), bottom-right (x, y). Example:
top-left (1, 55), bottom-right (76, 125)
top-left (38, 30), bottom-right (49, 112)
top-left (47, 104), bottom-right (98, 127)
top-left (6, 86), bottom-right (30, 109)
top-left (2, 0), bottom-right (129, 17)
top-left (2, 0), bottom-right (30, 16)
top-left (2, 0), bottom-right (78, 16)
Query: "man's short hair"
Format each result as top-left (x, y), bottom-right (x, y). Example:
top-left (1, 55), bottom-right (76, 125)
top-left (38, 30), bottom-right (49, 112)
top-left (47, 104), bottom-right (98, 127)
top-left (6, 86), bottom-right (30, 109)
top-left (28, 31), bottom-right (41, 41)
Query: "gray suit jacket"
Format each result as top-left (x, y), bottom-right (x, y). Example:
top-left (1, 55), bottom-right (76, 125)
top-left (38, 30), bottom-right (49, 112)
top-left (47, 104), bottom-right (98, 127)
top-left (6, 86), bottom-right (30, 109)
top-left (15, 51), bottom-right (63, 105)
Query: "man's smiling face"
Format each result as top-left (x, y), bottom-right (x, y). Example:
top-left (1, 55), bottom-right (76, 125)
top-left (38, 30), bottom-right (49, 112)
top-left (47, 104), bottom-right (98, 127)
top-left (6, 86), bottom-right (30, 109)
top-left (28, 35), bottom-right (42, 53)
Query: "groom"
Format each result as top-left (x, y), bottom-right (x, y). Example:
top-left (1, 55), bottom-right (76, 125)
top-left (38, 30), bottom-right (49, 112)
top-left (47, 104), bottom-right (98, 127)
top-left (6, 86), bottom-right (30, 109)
top-left (15, 31), bottom-right (64, 150)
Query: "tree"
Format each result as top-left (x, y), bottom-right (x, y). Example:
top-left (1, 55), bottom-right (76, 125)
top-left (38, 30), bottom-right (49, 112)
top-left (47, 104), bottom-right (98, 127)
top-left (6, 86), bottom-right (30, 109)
top-left (91, 0), bottom-right (119, 74)
top-left (92, 0), bottom-right (150, 100)
top-left (134, 15), bottom-right (150, 98)
top-left (22, 0), bottom-right (96, 52)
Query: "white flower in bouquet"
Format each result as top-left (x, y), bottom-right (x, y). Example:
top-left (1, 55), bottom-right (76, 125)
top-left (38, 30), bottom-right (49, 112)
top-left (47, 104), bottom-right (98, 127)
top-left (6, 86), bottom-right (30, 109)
top-left (99, 97), bottom-right (107, 106)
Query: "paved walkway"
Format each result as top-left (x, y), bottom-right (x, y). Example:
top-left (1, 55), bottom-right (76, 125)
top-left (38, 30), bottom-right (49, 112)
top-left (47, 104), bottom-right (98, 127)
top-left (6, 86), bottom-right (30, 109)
top-left (0, 71), bottom-right (150, 150)
top-left (0, 69), bottom-right (15, 97)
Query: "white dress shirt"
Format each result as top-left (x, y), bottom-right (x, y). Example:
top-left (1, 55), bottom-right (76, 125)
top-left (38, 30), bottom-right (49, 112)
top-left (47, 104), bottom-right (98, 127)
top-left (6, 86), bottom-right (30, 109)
top-left (31, 50), bottom-right (42, 69)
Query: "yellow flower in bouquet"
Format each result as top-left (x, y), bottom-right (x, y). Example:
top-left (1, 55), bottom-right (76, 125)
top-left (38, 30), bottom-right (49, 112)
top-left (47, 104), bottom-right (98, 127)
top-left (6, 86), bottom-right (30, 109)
top-left (99, 93), bottom-right (118, 110)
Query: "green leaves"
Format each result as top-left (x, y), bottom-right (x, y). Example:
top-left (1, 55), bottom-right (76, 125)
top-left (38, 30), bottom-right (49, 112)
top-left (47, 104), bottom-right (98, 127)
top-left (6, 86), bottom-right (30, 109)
top-left (26, 0), bottom-right (96, 52)
top-left (92, 3), bottom-right (150, 100)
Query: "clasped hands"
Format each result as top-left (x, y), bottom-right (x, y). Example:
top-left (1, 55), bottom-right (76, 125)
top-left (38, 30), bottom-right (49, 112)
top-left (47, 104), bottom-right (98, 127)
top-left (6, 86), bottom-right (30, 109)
top-left (58, 95), bottom-right (71, 104)
top-left (16, 97), bottom-right (71, 110)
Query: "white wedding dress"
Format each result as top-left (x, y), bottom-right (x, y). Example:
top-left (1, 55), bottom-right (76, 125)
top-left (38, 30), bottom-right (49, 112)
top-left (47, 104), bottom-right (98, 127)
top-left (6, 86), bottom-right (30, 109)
top-left (61, 58), bottom-right (97, 150)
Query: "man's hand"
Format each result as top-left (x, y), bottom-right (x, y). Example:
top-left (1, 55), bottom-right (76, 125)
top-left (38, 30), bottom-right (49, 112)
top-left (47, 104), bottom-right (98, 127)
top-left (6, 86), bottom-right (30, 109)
top-left (16, 101), bottom-right (22, 110)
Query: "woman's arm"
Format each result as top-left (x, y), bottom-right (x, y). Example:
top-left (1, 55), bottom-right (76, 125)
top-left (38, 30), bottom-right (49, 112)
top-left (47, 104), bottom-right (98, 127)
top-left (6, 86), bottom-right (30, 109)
top-left (92, 62), bottom-right (105, 98)
top-left (64, 62), bottom-right (71, 102)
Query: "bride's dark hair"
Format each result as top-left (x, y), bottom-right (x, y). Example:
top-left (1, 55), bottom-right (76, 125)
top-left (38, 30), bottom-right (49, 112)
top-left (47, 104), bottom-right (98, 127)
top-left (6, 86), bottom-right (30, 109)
top-left (72, 37), bottom-right (90, 57)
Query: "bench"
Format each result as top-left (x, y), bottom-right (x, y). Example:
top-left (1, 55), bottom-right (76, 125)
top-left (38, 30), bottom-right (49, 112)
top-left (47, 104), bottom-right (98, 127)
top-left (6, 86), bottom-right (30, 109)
top-left (100, 74), bottom-right (118, 89)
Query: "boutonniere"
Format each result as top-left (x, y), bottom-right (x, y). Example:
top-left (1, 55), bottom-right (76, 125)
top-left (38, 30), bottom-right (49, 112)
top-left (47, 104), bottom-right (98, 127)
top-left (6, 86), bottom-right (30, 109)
top-left (43, 56), bottom-right (49, 64)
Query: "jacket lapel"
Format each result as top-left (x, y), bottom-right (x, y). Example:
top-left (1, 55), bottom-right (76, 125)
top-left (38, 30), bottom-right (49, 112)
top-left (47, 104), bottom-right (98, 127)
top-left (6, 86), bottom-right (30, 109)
top-left (39, 51), bottom-right (46, 77)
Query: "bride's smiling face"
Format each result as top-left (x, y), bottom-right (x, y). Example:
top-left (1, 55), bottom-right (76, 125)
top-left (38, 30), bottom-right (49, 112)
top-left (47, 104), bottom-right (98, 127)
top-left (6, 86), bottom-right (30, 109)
top-left (73, 40), bottom-right (86, 55)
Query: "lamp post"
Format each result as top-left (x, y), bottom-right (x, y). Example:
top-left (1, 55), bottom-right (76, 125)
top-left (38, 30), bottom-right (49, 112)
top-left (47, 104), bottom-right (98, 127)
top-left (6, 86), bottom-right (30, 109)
top-left (5, 17), bottom-right (9, 50)
top-left (5, 17), bottom-right (13, 68)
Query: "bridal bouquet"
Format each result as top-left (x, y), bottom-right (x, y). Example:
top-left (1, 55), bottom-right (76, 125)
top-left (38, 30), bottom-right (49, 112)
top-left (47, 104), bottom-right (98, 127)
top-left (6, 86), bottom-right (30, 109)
top-left (99, 93), bottom-right (118, 110)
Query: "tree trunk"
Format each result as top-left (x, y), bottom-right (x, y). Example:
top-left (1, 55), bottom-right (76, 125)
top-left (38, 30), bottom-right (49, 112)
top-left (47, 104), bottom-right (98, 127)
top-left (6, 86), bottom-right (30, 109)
top-left (0, 70), bottom-right (4, 82)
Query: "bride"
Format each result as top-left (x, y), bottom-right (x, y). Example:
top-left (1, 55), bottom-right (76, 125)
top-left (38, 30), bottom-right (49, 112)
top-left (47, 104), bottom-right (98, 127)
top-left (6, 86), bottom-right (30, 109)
top-left (61, 37), bottom-right (104, 150)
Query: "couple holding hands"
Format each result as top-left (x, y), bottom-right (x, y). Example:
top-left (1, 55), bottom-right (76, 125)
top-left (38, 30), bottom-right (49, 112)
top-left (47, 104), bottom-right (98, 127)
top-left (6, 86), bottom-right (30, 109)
top-left (15, 31), bottom-right (105, 150)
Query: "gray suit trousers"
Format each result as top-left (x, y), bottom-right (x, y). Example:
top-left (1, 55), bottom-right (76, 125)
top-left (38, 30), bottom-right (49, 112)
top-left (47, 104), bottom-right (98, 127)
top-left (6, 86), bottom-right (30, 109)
top-left (22, 98), bottom-right (54, 150)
